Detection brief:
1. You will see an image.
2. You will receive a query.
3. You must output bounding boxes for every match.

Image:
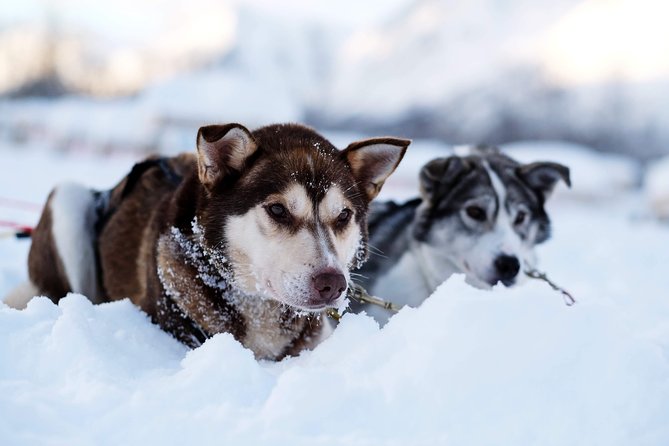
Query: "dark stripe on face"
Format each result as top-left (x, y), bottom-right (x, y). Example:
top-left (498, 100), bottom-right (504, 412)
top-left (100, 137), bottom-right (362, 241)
top-left (192, 123), bottom-right (370, 260)
top-left (488, 167), bottom-right (502, 223)
top-left (488, 156), bottom-right (552, 244)
top-left (315, 220), bottom-right (337, 254)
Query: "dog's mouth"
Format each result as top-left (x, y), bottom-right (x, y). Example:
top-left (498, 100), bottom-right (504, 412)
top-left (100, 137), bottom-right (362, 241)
top-left (294, 301), bottom-right (338, 312)
top-left (482, 274), bottom-right (517, 288)
top-left (466, 274), bottom-right (516, 289)
top-left (497, 277), bottom-right (517, 287)
top-left (272, 297), bottom-right (343, 314)
top-left (262, 278), bottom-right (344, 313)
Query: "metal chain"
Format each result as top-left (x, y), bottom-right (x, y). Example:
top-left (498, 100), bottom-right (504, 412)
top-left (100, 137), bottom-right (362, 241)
top-left (326, 283), bottom-right (401, 321)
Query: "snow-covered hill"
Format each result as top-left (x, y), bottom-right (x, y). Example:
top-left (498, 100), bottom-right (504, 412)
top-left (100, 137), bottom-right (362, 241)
top-left (318, 0), bottom-right (669, 158)
top-left (1, 139), bottom-right (668, 445)
top-left (2, 0), bottom-right (669, 158)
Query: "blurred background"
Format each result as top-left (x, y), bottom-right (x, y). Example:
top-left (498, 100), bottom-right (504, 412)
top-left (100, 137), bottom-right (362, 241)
top-left (0, 0), bottom-right (668, 211)
top-left (4, 3), bottom-right (669, 441)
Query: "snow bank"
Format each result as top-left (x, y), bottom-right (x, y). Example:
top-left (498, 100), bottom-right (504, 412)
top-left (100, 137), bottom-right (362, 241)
top-left (2, 267), bottom-right (669, 446)
top-left (504, 141), bottom-right (640, 201)
top-left (3, 0), bottom-right (669, 159)
top-left (645, 155), bottom-right (669, 220)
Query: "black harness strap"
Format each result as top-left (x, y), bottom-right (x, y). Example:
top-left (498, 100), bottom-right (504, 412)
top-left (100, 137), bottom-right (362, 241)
top-left (121, 157), bottom-right (182, 199)
top-left (95, 157), bottom-right (183, 236)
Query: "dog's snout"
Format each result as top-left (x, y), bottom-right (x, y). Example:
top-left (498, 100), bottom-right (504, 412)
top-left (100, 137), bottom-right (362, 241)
top-left (312, 272), bottom-right (347, 304)
top-left (494, 255), bottom-right (520, 281)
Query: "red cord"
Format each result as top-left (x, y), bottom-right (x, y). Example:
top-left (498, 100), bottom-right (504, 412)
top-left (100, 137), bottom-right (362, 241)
top-left (0, 196), bottom-right (42, 211)
top-left (0, 220), bottom-right (33, 229)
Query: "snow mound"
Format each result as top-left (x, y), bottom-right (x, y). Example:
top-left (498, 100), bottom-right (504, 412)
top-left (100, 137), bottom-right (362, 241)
top-left (645, 155), bottom-right (669, 220)
top-left (2, 268), bottom-right (669, 445)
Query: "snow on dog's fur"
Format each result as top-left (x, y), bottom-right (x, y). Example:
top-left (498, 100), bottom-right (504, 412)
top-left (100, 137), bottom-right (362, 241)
top-left (355, 146), bottom-right (570, 324)
top-left (11, 123), bottom-right (409, 359)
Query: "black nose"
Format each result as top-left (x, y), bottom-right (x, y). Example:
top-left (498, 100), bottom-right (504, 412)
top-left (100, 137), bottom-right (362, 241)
top-left (494, 255), bottom-right (520, 281)
top-left (312, 272), bottom-right (347, 304)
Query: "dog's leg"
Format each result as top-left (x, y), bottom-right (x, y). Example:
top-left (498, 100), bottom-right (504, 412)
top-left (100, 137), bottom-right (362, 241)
top-left (3, 281), bottom-right (39, 309)
top-left (28, 183), bottom-right (101, 304)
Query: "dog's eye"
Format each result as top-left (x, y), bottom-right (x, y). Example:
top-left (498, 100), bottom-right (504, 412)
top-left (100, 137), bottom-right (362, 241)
top-left (465, 206), bottom-right (487, 222)
top-left (267, 203), bottom-right (289, 220)
top-left (337, 208), bottom-right (352, 225)
top-left (514, 210), bottom-right (527, 225)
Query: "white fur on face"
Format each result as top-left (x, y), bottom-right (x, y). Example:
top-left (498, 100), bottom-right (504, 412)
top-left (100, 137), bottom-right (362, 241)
top-left (318, 185), bottom-right (362, 270)
top-left (224, 184), bottom-right (360, 310)
top-left (459, 166), bottom-right (536, 288)
top-left (418, 166), bottom-right (538, 290)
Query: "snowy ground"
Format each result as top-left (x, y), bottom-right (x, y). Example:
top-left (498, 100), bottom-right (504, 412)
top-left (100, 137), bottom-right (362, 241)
top-left (1, 139), bottom-right (669, 445)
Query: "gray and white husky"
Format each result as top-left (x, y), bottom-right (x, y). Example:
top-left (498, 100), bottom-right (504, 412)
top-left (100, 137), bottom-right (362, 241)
top-left (354, 146), bottom-right (570, 324)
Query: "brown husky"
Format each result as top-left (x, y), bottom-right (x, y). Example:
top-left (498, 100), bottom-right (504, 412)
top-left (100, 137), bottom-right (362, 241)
top-left (9, 123), bottom-right (409, 360)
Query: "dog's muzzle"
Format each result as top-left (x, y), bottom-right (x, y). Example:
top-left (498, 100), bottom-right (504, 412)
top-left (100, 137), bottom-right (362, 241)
top-left (494, 254), bottom-right (521, 286)
top-left (310, 270), bottom-right (347, 308)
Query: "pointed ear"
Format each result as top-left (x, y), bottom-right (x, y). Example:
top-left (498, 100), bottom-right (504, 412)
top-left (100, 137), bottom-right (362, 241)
top-left (517, 162), bottom-right (571, 200)
top-left (419, 156), bottom-right (471, 203)
top-left (343, 137), bottom-right (410, 201)
top-left (196, 123), bottom-right (257, 189)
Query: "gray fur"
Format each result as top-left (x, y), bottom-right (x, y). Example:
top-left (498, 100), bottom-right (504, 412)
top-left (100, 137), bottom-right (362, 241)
top-left (354, 146), bottom-right (570, 324)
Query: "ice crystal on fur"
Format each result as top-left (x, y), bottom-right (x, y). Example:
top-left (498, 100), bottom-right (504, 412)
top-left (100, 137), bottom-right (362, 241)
top-left (168, 221), bottom-right (236, 294)
top-left (170, 227), bottom-right (218, 288)
top-left (351, 236), bottom-right (367, 270)
top-left (158, 215), bottom-right (332, 357)
top-left (163, 219), bottom-right (301, 317)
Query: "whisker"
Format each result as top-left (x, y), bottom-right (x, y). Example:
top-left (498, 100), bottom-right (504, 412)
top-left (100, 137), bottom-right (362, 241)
top-left (362, 242), bottom-right (387, 259)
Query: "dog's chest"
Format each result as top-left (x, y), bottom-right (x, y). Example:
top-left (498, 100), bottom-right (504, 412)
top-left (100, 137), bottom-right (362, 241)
top-left (235, 298), bottom-right (314, 360)
top-left (372, 250), bottom-right (432, 306)
top-left (156, 224), bottom-right (322, 360)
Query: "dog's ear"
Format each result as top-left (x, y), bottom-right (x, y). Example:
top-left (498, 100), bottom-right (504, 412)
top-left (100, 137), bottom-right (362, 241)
top-left (196, 123), bottom-right (257, 189)
top-left (419, 156), bottom-right (471, 203)
top-left (517, 162), bottom-right (571, 200)
top-left (343, 137), bottom-right (410, 201)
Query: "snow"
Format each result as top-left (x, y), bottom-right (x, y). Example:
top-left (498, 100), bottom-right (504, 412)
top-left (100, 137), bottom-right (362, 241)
top-left (3, 0), bottom-right (669, 159)
top-left (1, 1), bottom-right (668, 442)
top-left (645, 155), bottom-right (669, 220)
top-left (301, 0), bottom-right (669, 159)
top-left (1, 139), bottom-right (669, 445)
top-left (503, 141), bottom-right (641, 201)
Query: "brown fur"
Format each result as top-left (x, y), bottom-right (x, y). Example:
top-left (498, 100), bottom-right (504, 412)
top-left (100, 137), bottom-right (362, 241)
top-left (26, 123), bottom-right (410, 360)
top-left (28, 192), bottom-right (70, 302)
